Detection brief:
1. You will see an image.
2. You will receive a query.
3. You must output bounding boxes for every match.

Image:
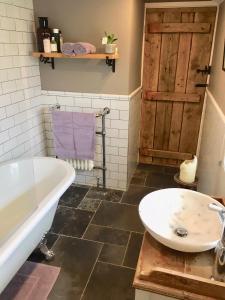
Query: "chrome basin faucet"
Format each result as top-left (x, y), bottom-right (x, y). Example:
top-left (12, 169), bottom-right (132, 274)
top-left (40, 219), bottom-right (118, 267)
top-left (209, 203), bottom-right (225, 281)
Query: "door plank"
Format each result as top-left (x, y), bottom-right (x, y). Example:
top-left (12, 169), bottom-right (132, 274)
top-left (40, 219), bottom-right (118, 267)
top-left (141, 148), bottom-right (193, 161)
top-left (143, 13), bottom-right (163, 92)
top-left (168, 12), bottom-right (194, 164)
top-left (148, 7), bottom-right (217, 13)
top-left (145, 91), bottom-right (200, 102)
top-left (140, 12), bottom-right (163, 159)
top-left (154, 102), bottom-right (168, 150)
top-left (139, 155), bottom-right (182, 167)
top-left (154, 11), bottom-right (181, 164)
top-left (148, 22), bottom-right (211, 33)
top-left (179, 9), bottom-right (216, 154)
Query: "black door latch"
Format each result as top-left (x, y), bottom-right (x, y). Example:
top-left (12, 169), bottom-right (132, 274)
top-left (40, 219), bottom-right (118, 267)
top-left (195, 83), bottom-right (208, 87)
top-left (196, 65), bottom-right (211, 75)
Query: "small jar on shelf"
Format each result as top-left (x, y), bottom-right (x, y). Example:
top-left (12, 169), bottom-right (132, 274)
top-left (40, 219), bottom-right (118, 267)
top-left (50, 37), bottom-right (58, 53)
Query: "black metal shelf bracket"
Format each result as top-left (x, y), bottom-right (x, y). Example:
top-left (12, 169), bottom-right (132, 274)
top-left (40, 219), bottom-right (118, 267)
top-left (105, 56), bottom-right (116, 72)
top-left (39, 54), bottom-right (116, 72)
top-left (39, 54), bottom-right (55, 69)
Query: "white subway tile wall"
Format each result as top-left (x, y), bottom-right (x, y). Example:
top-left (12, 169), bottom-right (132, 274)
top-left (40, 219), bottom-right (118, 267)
top-left (0, 0), bottom-right (45, 162)
top-left (0, 0), bottom-right (141, 190)
top-left (41, 89), bottom-right (141, 190)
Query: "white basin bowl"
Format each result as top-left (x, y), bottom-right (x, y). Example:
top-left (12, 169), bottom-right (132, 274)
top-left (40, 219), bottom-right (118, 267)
top-left (139, 188), bottom-right (223, 252)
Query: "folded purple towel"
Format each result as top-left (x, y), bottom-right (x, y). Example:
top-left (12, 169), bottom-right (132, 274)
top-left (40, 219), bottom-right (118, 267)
top-left (62, 43), bottom-right (86, 55)
top-left (62, 42), bottom-right (96, 55)
top-left (52, 111), bottom-right (96, 160)
top-left (78, 42), bottom-right (96, 54)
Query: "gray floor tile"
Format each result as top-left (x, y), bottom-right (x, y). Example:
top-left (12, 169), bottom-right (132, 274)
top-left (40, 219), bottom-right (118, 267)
top-left (145, 172), bottom-right (177, 188)
top-left (78, 197), bottom-right (101, 212)
top-left (91, 201), bottom-right (144, 233)
top-left (82, 262), bottom-right (135, 300)
top-left (84, 224), bottom-right (129, 246)
top-left (123, 233), bottom-right (143, 269)
top-left (98, 244), bottom-right (126, 265)
top-left (164, 166), bottom-right (179, 175)
top-left (131, 177), bottom-right (145, 185)
top-left (48, 236), bottom-right (102, 300)
top-left (121, 185), bottom-right (156, 205)
top-left (137, 163), bottom-right (165, 173)
top-left (133, 168), bottom-right (148, 177)
top-left (86, 187), bottom-right (123, 202)
top-left (51, 206), bottom-right (93, 238)
top-left (59, 185), bottom-right (89, 208)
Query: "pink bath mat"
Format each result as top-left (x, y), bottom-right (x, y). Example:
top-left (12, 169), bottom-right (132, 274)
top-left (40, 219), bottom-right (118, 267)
top-left (0, 261), bottom-right (60, 300)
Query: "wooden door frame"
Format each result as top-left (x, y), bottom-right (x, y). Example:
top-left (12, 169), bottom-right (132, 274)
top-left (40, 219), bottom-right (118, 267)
top-left (140, 1), bottom-right (220, 163)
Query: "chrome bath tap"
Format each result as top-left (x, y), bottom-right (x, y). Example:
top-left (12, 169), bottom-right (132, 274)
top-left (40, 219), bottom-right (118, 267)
top-left (209, 203), bottom-right (225, 281)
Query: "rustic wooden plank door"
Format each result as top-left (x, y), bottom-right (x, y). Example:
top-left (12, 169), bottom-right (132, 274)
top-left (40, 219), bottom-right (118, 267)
top-left (140, 7), bottom-right (217, 166)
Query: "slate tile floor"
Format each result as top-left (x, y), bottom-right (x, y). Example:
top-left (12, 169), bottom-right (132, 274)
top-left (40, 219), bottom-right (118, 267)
top-left (29, 163), bottom-right (178, 300)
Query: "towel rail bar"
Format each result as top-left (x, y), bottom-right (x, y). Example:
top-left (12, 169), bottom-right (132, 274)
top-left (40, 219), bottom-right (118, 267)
top-left (51, 104), bottom-right (110, 189)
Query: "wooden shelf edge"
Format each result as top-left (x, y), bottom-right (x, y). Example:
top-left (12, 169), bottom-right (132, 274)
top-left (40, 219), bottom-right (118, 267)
top-left (32, 52), bottom-right (119, 60)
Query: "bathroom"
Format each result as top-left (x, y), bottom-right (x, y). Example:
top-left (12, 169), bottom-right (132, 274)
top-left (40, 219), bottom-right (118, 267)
top-left (0, 0), bottom-right (225, 298)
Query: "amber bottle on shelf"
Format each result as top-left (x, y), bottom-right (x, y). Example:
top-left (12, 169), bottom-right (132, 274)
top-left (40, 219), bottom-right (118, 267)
top-left (36, 17), bottom-right (51, 52)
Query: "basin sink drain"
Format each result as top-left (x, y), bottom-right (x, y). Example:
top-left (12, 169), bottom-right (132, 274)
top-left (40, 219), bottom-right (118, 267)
top-left (175, 227), bottom-right (188, 238)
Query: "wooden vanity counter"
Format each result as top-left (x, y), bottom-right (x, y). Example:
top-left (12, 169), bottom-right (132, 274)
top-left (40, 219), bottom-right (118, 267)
top-left (134, 232), bottom-right (225, 300)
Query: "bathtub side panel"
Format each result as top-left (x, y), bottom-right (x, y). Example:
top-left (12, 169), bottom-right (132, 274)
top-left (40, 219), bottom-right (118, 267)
top-left (0, 203), bottom-right (57, 293)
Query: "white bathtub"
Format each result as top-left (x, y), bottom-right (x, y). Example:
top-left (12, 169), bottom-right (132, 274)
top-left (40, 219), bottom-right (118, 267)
top-left (0, 157), bottom-right (75, 293)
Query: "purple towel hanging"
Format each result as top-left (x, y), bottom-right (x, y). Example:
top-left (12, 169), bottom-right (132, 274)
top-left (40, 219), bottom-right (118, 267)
top-left (52, 111), bottom-right (96, 160)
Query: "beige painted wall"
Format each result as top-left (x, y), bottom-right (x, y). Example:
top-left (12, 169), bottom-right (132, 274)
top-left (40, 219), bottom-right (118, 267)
top-left (128, 0), bottom-right (145, 92)
top-left (197, 90), bottom-right (225, 197)
top-left (33, 0), bottom-right (144, 95)
top-left (197, 1), bottom-right (225, 197)
top-left (209, 0), bottom-right (225, 115)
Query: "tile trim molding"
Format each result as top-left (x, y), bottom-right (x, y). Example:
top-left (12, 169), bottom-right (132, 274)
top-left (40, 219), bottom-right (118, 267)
top-left (129, 86), bottom-right (142, 99)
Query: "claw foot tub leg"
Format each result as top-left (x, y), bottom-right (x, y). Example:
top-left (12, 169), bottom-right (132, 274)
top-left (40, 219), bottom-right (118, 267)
top-left (38, 235), bottom-right (55, 261)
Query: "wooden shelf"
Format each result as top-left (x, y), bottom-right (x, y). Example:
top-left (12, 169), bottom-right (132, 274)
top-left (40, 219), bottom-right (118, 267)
top-left (32, 52), bottom-right (119, 72)
top-left (32, 52), bottom-right (119, 59)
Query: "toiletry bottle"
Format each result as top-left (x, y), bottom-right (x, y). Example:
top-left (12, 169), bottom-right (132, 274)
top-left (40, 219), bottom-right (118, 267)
top-left (50, 37), bottom-right (57, 53)
top-left (59, 30), bottom-right (63, 53)
top-left (52, 28), bottom-right (61, 53)
top-left (43, 33), bottom-right (51, 53)
top-left (36, 17), bottom-right (51, 52)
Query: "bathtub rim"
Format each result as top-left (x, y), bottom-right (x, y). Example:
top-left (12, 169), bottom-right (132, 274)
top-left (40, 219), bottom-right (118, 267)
top-left (0, 156), bottom-right (75, 266)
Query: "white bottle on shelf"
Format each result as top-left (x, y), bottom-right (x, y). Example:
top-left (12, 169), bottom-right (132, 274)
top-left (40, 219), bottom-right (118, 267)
top-left (50, 36), bottom-right (57, 53)
top-left (43, 34), bottom-right (51, 53)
